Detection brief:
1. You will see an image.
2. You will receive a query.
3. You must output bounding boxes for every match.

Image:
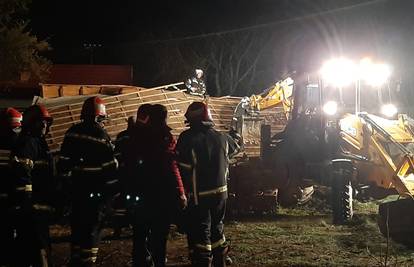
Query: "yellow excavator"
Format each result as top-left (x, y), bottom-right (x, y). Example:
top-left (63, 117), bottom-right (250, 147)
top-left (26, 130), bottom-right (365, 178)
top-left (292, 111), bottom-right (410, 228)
top-left (232, 59), bottom-right (414, 245)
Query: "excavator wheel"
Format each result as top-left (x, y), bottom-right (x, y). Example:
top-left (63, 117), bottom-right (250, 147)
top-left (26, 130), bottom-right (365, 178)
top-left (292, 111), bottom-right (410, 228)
top-left (378, 198), bottom-right (414, 247)
top-left (331, 165), bottom-right (353, 224)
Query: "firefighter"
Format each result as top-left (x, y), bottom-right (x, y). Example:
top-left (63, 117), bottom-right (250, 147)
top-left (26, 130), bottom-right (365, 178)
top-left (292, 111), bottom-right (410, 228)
top-left (129, 104), bottom-right (186, 267)
top-left (176, 102), bottom-right (239, 267)
top-left (185, 69), bottom-right (207, 97)
top-left (9, 104), bottom-right (55, 266)
top-left (58, 96), bottom-right (118, 266)
top-left (0, 107), bottom-right (23, 266)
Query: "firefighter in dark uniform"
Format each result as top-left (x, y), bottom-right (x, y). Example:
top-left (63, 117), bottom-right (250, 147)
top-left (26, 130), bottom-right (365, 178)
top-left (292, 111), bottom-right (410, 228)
top-left (176, 102), bottom-right (239, 267)
top-left (129, 104), bottom-right (186, 267)
top-left (58, 96), bottom-right (118, 266)
top-left (0, 107), bottom-right (23, 266)
top-left (9, 104), bottom-right (55, 266)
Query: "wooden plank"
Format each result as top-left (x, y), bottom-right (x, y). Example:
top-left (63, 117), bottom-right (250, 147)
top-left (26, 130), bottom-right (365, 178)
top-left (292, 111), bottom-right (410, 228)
top-left (60, 85), bottom-right (81, 96)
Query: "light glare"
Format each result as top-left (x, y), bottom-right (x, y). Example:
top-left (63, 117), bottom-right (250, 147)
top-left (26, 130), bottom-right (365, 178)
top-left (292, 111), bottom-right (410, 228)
top-left (320, 58), bottom-right (357, 87)
top-left (323, 101), bottom-right (338, 115)
top-left (359, 58), bottom-right (391, 87)
top-left (381, 104), bottom-right (397, 117)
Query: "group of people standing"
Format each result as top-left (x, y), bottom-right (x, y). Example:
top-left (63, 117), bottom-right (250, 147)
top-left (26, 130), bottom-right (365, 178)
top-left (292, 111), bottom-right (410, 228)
top-left (0, 96), bottom-right (240, 267)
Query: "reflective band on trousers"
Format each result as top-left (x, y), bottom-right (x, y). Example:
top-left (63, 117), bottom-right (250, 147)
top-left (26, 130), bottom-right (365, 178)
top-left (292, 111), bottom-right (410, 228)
top-left (211, 236), bottom-right (226, 249)
top-left (15, 184), bottom-right (32, 192)
top-left (81, 248), bottom-right (99, 263)
top-left (195, 243), bottom-right (212, 252)
top-left (198, 185), bottom-right (227, 197)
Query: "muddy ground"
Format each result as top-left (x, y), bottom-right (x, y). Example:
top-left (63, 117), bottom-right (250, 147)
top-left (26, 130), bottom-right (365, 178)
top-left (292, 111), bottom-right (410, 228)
top-left (50, 187), bottom-right (414, 267)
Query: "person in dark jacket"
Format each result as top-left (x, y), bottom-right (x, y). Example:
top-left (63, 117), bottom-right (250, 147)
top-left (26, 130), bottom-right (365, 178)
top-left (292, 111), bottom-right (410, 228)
top-left (58, 96), bottom-right (118, 266)
top-left (129, 104), bottom-right (187, 267)
top-left (0, 107), bottom-right (23, 266)
top-left (9, 104), bottom-right (55, 267)
top-left (111, 116), bottom-right (136, 238)
top-left (176, 102), bottom-right (239, 267)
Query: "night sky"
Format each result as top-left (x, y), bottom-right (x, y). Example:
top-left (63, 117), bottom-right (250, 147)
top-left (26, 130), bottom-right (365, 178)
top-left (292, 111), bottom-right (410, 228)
top-left (28, 0), bottom-right (414, 97)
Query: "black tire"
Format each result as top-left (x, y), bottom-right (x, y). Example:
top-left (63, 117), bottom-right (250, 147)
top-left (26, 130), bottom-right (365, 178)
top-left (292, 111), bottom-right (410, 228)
top-left (332, 166), bottom-right (353, 224)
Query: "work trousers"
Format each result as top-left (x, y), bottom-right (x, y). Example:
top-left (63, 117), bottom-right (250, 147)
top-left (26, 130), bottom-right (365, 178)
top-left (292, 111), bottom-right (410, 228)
top-left (0, 200), bottom-right (13, 265)
top-left (70, 196), bottom-right (106, 267)
top-left (12, 207), bottom-right (51, 267)
top-left (132, 202), bottom-right (171, 267)
top-left (187, 198), bottom-right (227, 266)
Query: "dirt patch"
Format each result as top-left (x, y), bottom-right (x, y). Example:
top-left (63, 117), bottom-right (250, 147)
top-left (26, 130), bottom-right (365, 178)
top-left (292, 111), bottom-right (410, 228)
top-left (49, 188), bottom-right (414, 266)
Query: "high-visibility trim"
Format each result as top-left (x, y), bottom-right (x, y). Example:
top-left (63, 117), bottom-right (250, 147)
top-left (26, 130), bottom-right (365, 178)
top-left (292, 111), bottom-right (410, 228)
top-left (105, 179), bottom-right (118, 185)
top-left (102, 159), bottom-right (118, 168)
top-left (195, 243), bottom-right (212, 251)
top-left (16, 184), bottom-right (33, 192)
top-left (25, 184), bottom-right (32, 192)
top-left (72, 159), bottom-right (117, 172)
top-left (178, 162), bottom-right (192, 170)
top-left (73, 166), bottom-right (103, 172)
top-left (191, 149), bottom-right (199, 205)
top-left (211, 236), bottom-right (226, 249)
top-left (0, 162), bottom-right (9, 166)
top-left (12, 157), bottom-right (34, 169)
top-left (65, 133), bottom-right (110, 146)
top-left (91, 247), bottom-right (99, 253)
top-left (34, 160), bottom-right (49, 166)
top-left (59, 156), bottom-right (71, 161)
top-left (81, 257), bottom-right (97, 263)
top-left (198, 185), bottom-right (227, 197)
top-left (32, 204), bottom-right (54, 211)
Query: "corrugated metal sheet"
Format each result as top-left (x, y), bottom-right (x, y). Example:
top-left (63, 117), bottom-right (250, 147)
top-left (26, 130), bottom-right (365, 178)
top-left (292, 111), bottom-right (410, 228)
top-left (39, 83), bottom-right (287, 157)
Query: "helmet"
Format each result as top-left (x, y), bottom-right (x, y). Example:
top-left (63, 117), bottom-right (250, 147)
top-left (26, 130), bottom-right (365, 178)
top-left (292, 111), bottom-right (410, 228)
top-left (22, 104), bottom-right (53, 129)
top-left (184, 102), bottom-right (213, 124)
top-left (80, 96), bottom-right (107, 122)
top-left (2, 107), bottom-right (23, 129)
top-left (195, 69), bottom-right (204, 78)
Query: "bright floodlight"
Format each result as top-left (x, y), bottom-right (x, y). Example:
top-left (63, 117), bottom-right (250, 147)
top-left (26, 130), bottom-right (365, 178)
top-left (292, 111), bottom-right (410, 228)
top-left (381, 104), bottom-right (397, 117)
top-left (320, 58), bottom-right (357, 87)
top-left (359, 58), bottom-right (391, 87)
top-left (323, 101), bottom-right (338, 115)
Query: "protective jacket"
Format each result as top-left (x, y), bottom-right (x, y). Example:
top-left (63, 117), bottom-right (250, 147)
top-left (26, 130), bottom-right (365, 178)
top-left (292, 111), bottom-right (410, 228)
top-left (59, 121), bottom-right (118, 196)
top-left (128, 124), bottom-right (184, 203)
top-left (10, 134), bottom-right (54, 208)
top-left (176, 123), bottom-right (238, 203)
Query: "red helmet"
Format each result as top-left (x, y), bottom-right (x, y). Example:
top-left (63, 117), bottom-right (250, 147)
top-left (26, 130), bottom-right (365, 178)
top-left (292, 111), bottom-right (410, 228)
top-left (80, 96), bottom-right (107, 121)
top-left (22, 104), bottom-right (53, 128)
top-left (184, 102), bottom-right (213, 123)
top-left (4, 107), bottom-right (23, 129)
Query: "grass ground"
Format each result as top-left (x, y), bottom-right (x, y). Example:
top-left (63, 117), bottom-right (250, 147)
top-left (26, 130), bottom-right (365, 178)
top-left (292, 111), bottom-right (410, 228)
top-left (50, 187), bottom-right (414, 266)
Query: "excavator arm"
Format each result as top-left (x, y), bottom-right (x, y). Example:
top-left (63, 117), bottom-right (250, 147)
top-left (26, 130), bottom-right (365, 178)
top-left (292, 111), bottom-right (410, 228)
top-left (245, 77), bottom-right (294, 118)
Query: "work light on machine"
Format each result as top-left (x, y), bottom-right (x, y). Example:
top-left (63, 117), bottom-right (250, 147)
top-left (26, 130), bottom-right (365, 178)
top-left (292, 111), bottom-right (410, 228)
top-left (323, 101), bottom-right (338, 115)
top-left (359, 58), bottom-right (391, 87)
top-left (320, 58), bottom-right (357, 87)
top-left (381, 104), bottom-right (398, 118)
